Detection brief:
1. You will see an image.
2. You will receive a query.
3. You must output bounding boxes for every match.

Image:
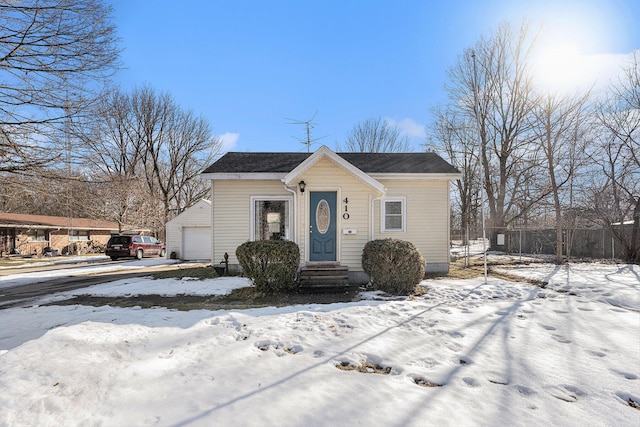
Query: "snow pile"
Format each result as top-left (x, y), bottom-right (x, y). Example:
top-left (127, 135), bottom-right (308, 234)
top-left (0, 263), bottom-right (638, 426)
top-left (45, 276), bottom-right (253, 300)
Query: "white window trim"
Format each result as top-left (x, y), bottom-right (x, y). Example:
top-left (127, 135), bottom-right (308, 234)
top-left (381, 196), bottom-right (406, 232)
top-left (250, 195), bottom-right (293, 241)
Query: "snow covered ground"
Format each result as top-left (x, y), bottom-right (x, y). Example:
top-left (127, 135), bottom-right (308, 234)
top-left (0, 259), bottom-right (638, 426)
top-left (0, 256), bottom-right (183, 290)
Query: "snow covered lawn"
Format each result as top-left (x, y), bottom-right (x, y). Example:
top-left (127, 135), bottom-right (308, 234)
top-left (0, 262), bottom-right (638, 426)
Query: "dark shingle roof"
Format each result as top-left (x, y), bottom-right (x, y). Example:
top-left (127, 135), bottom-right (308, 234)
top-left (340, 153), bottom-right (459, 174)
top-left (203, 152), bottom-right (310, 173)
top-left (203, 152), bottom-right (459, 174)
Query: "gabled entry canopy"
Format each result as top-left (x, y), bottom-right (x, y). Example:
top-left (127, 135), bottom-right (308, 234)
top-left (282, 146), bottom-right (385, 194)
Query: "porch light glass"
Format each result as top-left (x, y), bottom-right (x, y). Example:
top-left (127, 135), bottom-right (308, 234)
top-left (298, 180), bottom-right (306, 193)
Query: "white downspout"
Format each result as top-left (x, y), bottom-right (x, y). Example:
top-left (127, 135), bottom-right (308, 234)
top-left (283, 184), bottom-right (298, 244)
top-left (283, 183), bottom-right (301, 269)
top-left (210, 181), bottom-right (215, 266)
top-left (371, 194), bottom-right (384, 241)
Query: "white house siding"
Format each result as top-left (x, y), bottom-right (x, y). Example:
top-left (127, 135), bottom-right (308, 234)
top-left (165, 199), bottom-right (211, 260)
top-left (212, 180), bottom-right (291, 265)
top-left (375, 179), bottom-right (451, 273)
top-left (210, 162), bottom-right (452, 275)
top-left (296, 157), bottom-right (375, 271)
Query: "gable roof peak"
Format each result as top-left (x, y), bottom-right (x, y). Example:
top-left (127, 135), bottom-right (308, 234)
top-left (282, 145), bottom-right (386, 193)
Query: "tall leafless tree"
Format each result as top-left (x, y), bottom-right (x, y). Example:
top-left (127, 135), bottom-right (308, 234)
top-left (433, 21), bottom-right (639, 262)
top-left (588, 53), bottom-right (640, 262)
top-left (77, 86), bottom-right (221, 237)
top-left (529, 92), bottom-right (591, 263)
top-left (131, 86), bottom-right (220, 232)
top-left (72, 89), bottom-right (146, 231)
top-left (444, 22), bottom-right (543, 243)
top-left (0, 0), bottom-right (120, 175)
top-left (341, 116), bottom-right (411, 153)
top-left (427, 108), bottom-right (482, 245)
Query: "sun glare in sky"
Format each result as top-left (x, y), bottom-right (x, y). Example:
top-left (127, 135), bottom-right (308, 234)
top-left (531, 44), bottom-right (593, 92)
top-left (525, 0), bottom-right (627, 94)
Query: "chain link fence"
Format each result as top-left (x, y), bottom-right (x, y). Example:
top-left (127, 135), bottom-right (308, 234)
top-left (488, 225), bottom-right (633, 260)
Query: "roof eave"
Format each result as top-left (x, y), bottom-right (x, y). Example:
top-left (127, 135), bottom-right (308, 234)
top-left (0, 223), bottom-right (119, 231)
top-left (370, 173), bottom-right (462, 181)
top-left (202, 172), bottom-right (287, 180)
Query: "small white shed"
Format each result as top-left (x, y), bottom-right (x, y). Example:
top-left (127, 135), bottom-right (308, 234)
top-left (165, 199), bottom-right (212, 261)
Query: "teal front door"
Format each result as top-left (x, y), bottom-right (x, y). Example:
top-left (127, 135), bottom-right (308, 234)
top-left (309, 191), bottom-right (337, 262)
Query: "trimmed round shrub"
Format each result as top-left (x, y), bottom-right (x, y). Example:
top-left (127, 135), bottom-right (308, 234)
top-left (236, 240), bottom-right (300, 294)
top-left (362, 239), bottom-right (425, 295)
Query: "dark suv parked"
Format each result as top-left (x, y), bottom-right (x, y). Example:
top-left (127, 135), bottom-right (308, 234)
top-left (105, 234), bottom-right (166, 261)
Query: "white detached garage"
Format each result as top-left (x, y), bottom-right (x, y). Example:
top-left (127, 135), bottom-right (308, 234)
top-left (165, 199), bottom-right (212, 261)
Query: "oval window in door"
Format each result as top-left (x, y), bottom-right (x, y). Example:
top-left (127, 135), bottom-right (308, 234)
top-left (316, 199), bottom-right (330, 234)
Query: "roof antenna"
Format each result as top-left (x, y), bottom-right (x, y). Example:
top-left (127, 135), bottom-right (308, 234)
top-left (286, 111), bottom-right (327, 152)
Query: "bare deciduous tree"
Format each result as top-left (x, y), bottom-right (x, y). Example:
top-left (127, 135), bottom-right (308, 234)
top-left (72, 89), bottom-right (145, 231)
top-left (341, 116), bottom-right (411, 153)
top-left (529, 92), bottom-right (591, 263)
top-left (132, 86), bottom-right (220, 231)
top-left (78, 86), bottom-right (221, 237)
top-left (445, 22), bottom-right (540, 240)
top-left (427, 108), bottom-right (481, 245)
top-left (588, 53), bottom-right (640, 262)
top-left (433, 21), bottom-right (638, 262)
top-left (0, 0), bottom-right (120, 174)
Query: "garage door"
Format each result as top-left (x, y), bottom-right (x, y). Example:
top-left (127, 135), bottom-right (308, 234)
top-left (182, 227), bottom-right (212, 260)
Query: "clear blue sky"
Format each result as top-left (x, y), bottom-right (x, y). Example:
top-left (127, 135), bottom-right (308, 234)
top-left (109, 0), bottom-right (639, 153)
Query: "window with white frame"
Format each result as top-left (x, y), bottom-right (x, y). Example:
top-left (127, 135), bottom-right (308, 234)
top-left (251, 197), bottom-right (292, 241)
top-left (381, 197), bottom-right (406, 232)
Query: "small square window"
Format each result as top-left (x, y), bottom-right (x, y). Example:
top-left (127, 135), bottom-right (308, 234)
top-left (381, 198), bottom-right (406, 232)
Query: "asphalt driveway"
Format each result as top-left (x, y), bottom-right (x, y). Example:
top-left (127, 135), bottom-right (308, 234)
top-left (0, 257), bottom-right (196, 309)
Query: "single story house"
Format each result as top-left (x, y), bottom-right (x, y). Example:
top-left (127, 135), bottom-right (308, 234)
top-left (165, 199), bottom-right (212, 261)
top-left (0, 212), bottom-right (123, 257)
top-left (202, 145), bottom-right (461, 284)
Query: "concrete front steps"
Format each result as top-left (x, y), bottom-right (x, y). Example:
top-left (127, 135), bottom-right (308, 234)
top-left (298, 263), bottom-right (351, 291)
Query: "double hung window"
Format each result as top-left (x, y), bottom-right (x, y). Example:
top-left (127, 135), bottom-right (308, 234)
top-left (381, 197), bottom-right (406, 232)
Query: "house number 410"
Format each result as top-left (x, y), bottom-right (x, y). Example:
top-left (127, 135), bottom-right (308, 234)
top-left (343, 197), bottom-right (350, 220)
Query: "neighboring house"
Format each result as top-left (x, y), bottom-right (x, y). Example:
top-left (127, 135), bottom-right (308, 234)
top-left (202, 145), bottom-right (461, 284)
top-left (165, 199), bottom-right (212, 261)
top-left (0, 212), bottom-right (122, 256)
